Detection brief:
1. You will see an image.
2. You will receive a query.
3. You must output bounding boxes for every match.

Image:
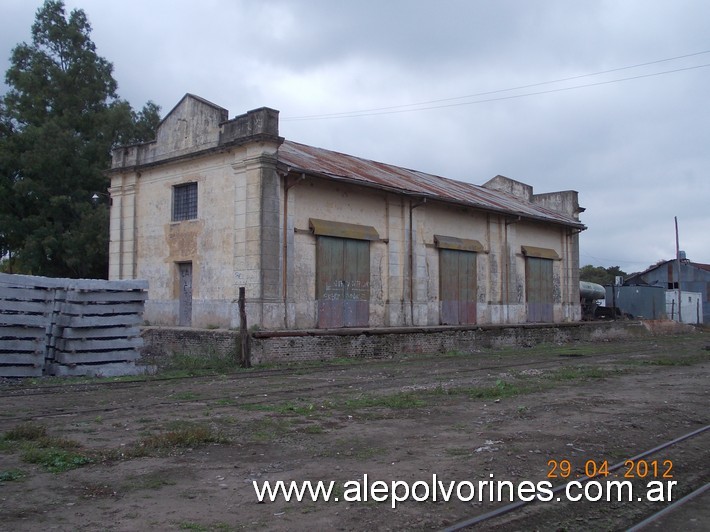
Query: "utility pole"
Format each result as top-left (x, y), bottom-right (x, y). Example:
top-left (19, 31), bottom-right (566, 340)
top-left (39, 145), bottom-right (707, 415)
top-left (675, 216), bottom-right (682, 323)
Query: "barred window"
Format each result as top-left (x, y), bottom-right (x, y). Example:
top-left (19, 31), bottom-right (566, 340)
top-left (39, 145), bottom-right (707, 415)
top-left (172, 182), bottom-right (197, 221)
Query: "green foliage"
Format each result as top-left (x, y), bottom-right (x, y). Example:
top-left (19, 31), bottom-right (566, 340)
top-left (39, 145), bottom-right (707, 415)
top-left (3, 423), bottom-right (48, 441)
top-left (163, 349), bottom-right (237, 376)
top-left (0, 469), bottom-right (26, 482)
top-left (580, 264), bottom-right (628, 285)
top-left (468, 379), bottom-right (525, 399)
top-left (344, 392), bottom-right (426, 409)
top-left (21, 446), bottom-right (92, 473)
top-left (2, 422), bottom-right (92, 473)
top-left (137, 423), bottom-right (227, 453)
top-left (0, 1), bottom-right (160, 278)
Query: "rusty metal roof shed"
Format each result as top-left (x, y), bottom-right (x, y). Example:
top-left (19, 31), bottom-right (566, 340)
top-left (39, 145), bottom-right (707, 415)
top-left (278, 140), bottom-right (585, 229)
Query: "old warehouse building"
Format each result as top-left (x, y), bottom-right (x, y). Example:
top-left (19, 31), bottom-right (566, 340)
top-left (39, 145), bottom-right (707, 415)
top-left (108, 94), bottom-right (586, 330)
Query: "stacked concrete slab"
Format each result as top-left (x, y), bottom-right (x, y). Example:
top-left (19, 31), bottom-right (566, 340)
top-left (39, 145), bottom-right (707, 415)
top-left (0, 273), bottom-right (148, 377)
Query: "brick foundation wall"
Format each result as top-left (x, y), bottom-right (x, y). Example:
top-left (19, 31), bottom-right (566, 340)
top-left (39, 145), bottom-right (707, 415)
top-left (140, 327), bottom-right (241, 365)
top-left (141, 321), bottom-right (682, 367)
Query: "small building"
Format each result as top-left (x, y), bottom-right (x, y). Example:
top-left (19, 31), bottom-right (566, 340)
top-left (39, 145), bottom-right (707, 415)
top-left (107, 94), bottom-right (586, 330)
top-left (625, 259), bottom-right (709, 324)
top-left (665, 291), bottom-right (703, 324)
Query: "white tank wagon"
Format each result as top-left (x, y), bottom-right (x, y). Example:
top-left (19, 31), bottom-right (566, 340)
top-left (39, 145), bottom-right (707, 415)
top-left (580, 281), bottom-right (606, 320)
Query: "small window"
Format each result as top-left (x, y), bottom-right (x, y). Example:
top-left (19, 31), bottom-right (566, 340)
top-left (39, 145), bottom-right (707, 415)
top-left (172, 182), bottom-right (197, 221)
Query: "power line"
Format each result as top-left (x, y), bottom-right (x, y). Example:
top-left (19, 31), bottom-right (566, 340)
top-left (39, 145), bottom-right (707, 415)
top-left (282, 50), bottom-right (710, 121)
top-left (580, 253), bottom-right (652, 266)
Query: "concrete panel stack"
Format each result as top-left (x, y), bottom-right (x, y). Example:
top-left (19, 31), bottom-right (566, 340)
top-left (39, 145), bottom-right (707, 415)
top-left (0, 274), bottom-right (54, 377)
top-left (0, 273), bottom-right (148, 377)
top-left (49, 278), bottom-right (148, 376)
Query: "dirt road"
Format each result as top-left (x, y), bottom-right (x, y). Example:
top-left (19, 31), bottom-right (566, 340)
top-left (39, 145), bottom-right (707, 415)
top-left (1, 332), bottom-right (708, 531)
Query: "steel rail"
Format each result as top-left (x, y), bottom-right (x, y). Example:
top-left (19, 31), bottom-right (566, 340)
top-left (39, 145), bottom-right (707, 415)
top-left (442, 424), bottom-right (710, 531)
top-left (0, 340), bottom-right (658, 400)
top-left (626, 481), bottom-right (710, 532)
top-left (0, 347), bottom-right (657, 423)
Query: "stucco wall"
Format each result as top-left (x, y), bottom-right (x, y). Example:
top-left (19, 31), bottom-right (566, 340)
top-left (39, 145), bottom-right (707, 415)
top-left (283, 178), bottom-right (581, 329)
top-left (113, 160), bottom-right (582, 329)
top-left (112, 152), bottom-right (242, 328)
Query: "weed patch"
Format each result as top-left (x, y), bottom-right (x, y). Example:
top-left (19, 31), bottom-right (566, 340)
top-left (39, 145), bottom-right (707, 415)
top-left (0, 469), bottom-right (26, 482)
top-left (4, 423), bottom-right (48, 441)
top-left (172, 391), bottom-right (200, 401)
top-left (21, 447), bottom-right (93, 473)
top-left (445, 447), bottom-right (471, 457)
top-left (2, 423), bottom-right (93, 473)
top-left (137, 423), bottom-right (226, 454)
top-left (300, 424), bottom-right (326, 435)
top-left (123, 471), bottom-right (178, 492)
top-left (247, 417), bottom-right (294, 442)
top-left (163, 349), bottom-right (237, 376)
top-left (467, 379), bottom-right (529, 399)
top-left (344, 392), bottom-right (426, 410)
top-left (645, 357), bottom-right (694, 367)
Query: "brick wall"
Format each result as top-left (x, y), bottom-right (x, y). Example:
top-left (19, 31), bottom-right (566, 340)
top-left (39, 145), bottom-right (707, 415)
top-left (141, 321), bottom-right (671, 367)
top-left (140, 327), bottom-right (240, 364)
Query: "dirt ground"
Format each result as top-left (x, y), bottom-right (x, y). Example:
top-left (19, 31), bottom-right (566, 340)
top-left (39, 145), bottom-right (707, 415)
top-left (1, 329), bottom-right (708, 531)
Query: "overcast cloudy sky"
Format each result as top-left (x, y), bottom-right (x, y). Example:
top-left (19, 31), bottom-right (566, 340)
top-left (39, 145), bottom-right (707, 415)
top-left (2, 0), bottom-right (708, 274)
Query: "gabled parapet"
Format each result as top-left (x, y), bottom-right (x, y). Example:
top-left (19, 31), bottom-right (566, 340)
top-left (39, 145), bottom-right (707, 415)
top-left (532, 190), bottom-right (584, 220)
top-left (482, 174), bottom-right (584, 220)
top-left (110, 95), bottom-right (281, 170)
top-left (482, 175), bottom-right (533, 201)
top-left (220, 107), bottom-right (281, 146)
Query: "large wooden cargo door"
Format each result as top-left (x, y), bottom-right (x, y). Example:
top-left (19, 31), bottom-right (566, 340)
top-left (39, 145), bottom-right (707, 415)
top-left (316, 236), bottom-right (370, 328)
top-left (178, 262), bottom-right (193, 327)
top-left (526, 257), bottom-right (553, 323)
top-left (440, 249), bottom-right (477, 325)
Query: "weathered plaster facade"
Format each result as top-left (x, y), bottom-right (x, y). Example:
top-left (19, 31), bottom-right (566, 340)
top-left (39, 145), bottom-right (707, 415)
top-left (109, 94), bottom-right (586, 330)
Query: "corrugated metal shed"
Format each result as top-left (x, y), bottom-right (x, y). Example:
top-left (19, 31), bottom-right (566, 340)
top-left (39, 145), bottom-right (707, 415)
top-left (278, 140), bottom-right (585, 229)
top-left (606, 285), bottom-right (667, 320)
top-left (625, 259), bottom-right (709, 323)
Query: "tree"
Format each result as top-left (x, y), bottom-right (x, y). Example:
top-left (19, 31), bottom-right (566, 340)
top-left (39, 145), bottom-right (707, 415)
top-left (579, 265), bottom-right (628, 285)
top-left (0, 0), bottom-right (159, 278)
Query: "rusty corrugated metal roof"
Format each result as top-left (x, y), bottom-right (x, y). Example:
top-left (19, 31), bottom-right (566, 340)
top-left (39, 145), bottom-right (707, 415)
top-left (278, 140), bottom-right (585, 228)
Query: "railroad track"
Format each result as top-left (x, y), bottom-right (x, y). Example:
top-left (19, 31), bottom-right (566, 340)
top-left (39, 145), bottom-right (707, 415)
top-left (443, 425), bottom-right (710, 531)
top-left (0, 336), bottom-right (705, 530)
top-left (627, 481), bottom-right (710, 531)
top-left (0, 340), bottom-right (655, 398)
top-left (0, 342), bottom-right (681, 424)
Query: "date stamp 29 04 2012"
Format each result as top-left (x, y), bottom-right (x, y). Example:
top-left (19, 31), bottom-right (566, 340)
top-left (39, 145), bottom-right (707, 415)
top-left (547, 459), bottom-right (673, 480)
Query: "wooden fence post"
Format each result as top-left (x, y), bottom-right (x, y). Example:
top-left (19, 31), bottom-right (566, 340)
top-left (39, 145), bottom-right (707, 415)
top-left (238, 287), bottom-right (251, 368)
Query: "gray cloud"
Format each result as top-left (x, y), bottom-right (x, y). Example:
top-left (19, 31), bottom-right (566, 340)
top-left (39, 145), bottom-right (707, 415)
top-left (2, 0), bottom-right (708, 273)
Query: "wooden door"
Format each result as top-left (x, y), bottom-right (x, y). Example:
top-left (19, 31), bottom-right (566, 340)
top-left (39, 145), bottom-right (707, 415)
top-left (316, 236), bottom-right (370, 328)
top-left (526, 257), bottom-right (553, 322)
top-left (439, 249), bottom-right (477, 325)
